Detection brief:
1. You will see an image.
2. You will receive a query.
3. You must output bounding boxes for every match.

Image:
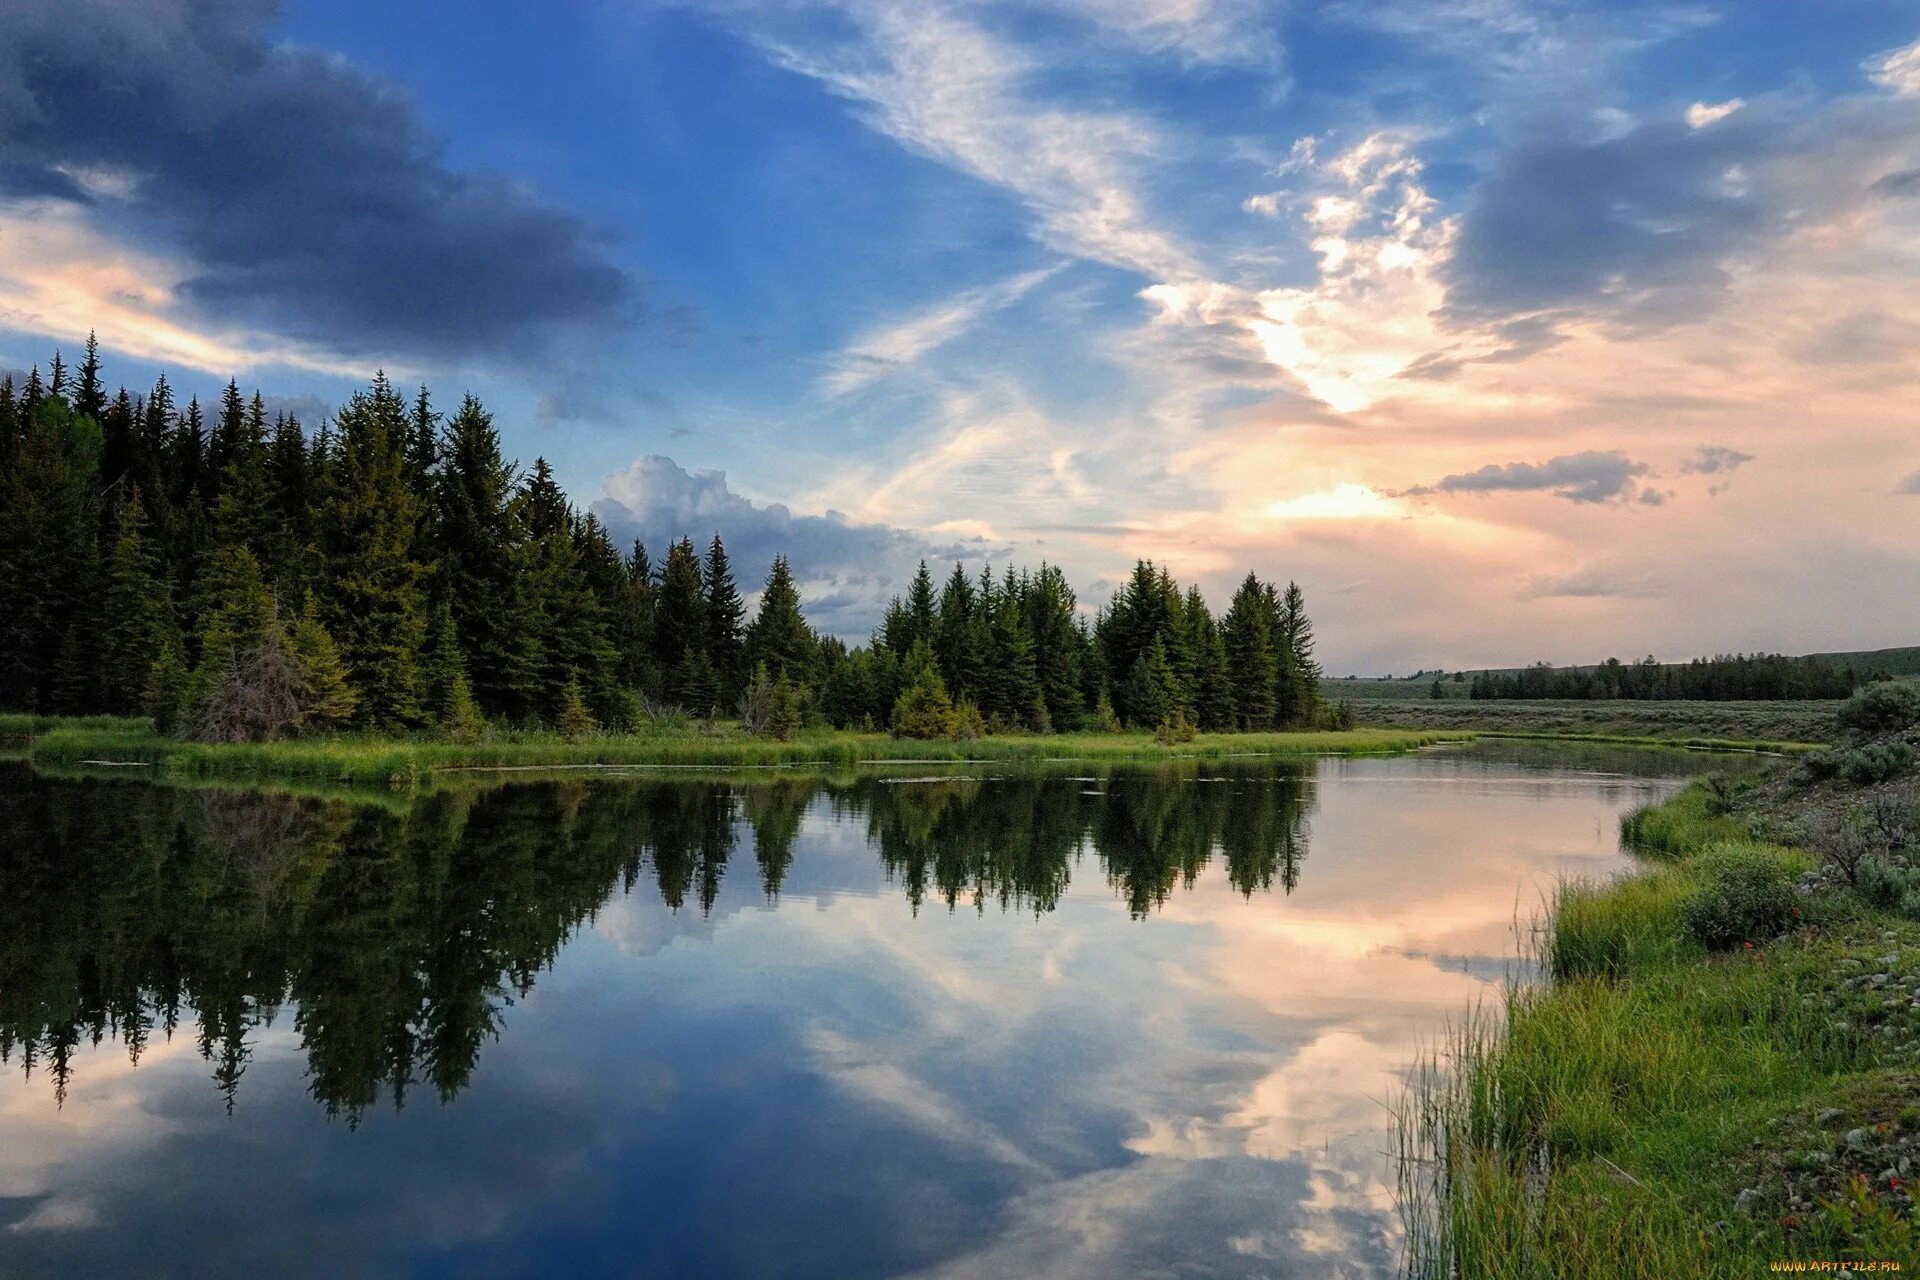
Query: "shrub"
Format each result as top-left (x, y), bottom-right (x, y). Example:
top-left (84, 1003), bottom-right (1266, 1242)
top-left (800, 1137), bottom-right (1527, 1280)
top-left (1838, 679), bottom-right (1920, 739)
top-left (1680, 853), bottom-right (1797, 950)
top-left (1154, 708), bottom-right (1198, 745)
top-left (951, 700), bottom-right (985, 742)
top-left (1856, 857), bottom-right (1920, 918)
top-left (1801, 742), bottom-right (1917, 786)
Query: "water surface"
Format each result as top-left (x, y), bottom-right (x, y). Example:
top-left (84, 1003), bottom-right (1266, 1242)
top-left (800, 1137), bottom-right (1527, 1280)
top-left (0, 743), bottom-right (1719, 1278)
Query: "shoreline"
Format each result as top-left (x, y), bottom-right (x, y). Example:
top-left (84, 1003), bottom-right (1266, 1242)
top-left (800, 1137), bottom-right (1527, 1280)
top-left (1399, 763), bottom-right (1920, 1273)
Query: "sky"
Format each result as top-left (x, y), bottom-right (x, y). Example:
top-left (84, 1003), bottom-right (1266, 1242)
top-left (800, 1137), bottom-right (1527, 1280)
top-left (2, 0), bottom-right (1918, 672)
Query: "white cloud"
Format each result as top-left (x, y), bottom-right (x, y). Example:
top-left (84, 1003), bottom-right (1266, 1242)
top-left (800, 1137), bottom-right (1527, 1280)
top-left (1685, 97), bottom-right (1743, 127)
top-left (821, 262), bottom-right (1066, 396)
top-left (1867, 36), bottom-right (1920, 96)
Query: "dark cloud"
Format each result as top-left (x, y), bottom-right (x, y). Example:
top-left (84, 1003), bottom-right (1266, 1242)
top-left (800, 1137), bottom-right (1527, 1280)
top-left (1445, 114), bottom-right (1777, 323)
top-left (1678, 445), bottom-right (1755, 475)
top-left (1897, 471), bottom-right (1920, 497)
top-left (1400, 450), bottom-right (1652, 504)
top-left (591, 456), bottom-right (992, 640)
top-left (0, 0), bottom-right (635, 361)
top-left (1873, 168), bottom-right (1920, 198)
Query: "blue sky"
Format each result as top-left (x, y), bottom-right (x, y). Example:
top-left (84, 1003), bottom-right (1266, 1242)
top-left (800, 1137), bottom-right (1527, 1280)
top-left (3, 0), bottom-right (1918, 668)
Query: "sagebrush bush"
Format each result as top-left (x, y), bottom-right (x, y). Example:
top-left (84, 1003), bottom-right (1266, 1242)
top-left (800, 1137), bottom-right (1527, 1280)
top-left (1680, 853), bottom-right (1797, 950)
top-left (1838, 679), bottom-right (1920, 738)
top-left (1857, 857), bottom-right (1920, 918)
top-left (1800, 741), bottom-right (1917, 786)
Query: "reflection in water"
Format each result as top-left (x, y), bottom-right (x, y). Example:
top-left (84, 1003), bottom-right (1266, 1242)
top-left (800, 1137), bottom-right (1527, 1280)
top-left (0, 763), bottom-right (1315, 1118)
top-left (0, 744), bottom-right (1708, 1278)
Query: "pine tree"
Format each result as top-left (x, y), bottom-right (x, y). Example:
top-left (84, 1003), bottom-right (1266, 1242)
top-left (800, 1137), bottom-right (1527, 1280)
top-left (653, 537), bottom-right (706, 675)
top-left (984, 584), bottom-right (1041, 730)
top-left (746, 555), bottom-right (814, 683)
top-left (557, 677), bottom-right (598, 739)
top-left (891, 642), bottom-right (955, 739)
top-left (288, 600), bottom-right (356, 731)
top-left (702, 534), bottom-right (746, 700)
top-left (933, 563), bottom-right (982, 701)
top-left (903, 560), bottom-right (937, 652)
top-left (74, 332), bottom-right (106, 423)
top-left (437, 394), bottom-right (537, 719)
top-left (1276, 581), bottom-right (1320, 727)
top-left (1027, 563), bottom-right (1082, 731)
top-left (145, 632), bottom-right (191, 735)
top-left (1222, 574), bottom-right (1277, 730)
top-left (101, 486), bottom-right (170, 713)
top-left (1124, 634), bottom-right (1179, 729)
top-left (320, 374), bottom-right (427, 727)
top-left (613, 540), bottom-right (656, 694)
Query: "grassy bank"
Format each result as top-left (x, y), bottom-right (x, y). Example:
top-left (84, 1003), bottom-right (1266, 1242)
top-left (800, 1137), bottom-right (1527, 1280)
top-left (22, 722), bottom-right (1469, 790)
top-left (1400, 778), bottom-right (1920, 1275)
top-left (1350, 697), bottom-right (1837, 749)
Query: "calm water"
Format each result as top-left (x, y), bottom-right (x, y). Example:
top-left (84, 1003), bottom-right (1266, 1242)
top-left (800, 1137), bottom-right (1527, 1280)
top-left (0, 743), bottom-right (1721, 1279)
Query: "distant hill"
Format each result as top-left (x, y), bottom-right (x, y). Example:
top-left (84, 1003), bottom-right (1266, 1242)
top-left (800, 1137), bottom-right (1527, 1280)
top-left (1325, 645), bottom-right (1919, 700)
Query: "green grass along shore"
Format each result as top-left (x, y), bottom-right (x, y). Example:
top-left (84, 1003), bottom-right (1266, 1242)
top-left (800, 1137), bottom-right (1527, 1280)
top-left (1399, 780), bottom-right (1920, 1277)
top-left (12, 716), bottom-right (1469, 790)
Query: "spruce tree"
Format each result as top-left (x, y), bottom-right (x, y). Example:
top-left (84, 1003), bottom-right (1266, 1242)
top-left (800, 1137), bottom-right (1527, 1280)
top-left (702, 534), bottom-right (746, 700)
top-left (891, 641), bottom-right (955, 739)
top-left (288, 599), bottom-right (356, 731)
top-left (653, 537), bottom-right (706, 676)
top-left (101, 486), bottom-right (170, 713)
top-left (437, 394), bottom-right (537, 719)
top-left (1124, 634), bottom-right (1179, 729)
top-left (319, 375), bottom-right (427, 727)
top-left (1276, 581), bottom-right (1320, 727)
top-left (145, 632), bottom-right (191, 735)
top-left (1222, 574), bottom-right (1277, 730)
top-left (746, 555), bottom-right (814, 683)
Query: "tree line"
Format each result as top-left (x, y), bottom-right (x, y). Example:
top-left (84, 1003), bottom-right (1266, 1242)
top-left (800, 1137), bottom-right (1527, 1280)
top-left (1464, 653), bottom-right (1882, 702)
top-left (0, 339), bottom-right (1321, 739)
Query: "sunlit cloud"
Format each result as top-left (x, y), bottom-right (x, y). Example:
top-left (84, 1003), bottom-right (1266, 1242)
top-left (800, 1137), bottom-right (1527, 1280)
top-left (1685, 98), bottom-right (1744, 127)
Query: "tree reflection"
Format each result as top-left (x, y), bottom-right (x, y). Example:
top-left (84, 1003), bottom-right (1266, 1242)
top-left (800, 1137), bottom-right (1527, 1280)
top-left (0, 762), bottom-right (1313, 1114)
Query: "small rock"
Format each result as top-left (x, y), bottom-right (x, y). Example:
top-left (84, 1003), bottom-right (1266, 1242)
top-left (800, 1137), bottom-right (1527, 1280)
top-left (1873, 973), bottom-right (1891, 987)
top-left (1817, 1108), bottom-right (1846, 1123)
top-left (1847, 1127), bottom-right (1872, 1152)
top-left (1883, 953), bottom-right (1903, 966)
top-left (1734, 1187), bottom-right (1760, 1215)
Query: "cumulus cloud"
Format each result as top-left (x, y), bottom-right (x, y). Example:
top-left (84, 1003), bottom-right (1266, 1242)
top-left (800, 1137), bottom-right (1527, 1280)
top-left (1401, 450), bottom-right (1653, 504)
top-left (591, 455), bottom-right (988, 638)
top-left (0, 0), bottom-right (634, 363)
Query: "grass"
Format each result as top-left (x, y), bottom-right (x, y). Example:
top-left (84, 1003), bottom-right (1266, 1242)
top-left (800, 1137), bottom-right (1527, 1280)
top-left (1349, 698), bottom-right (1837, 749)
top-left (22, 721), bottom-right (1470, 790)
top-left (1398, 776), bottom-right (1920, 1276)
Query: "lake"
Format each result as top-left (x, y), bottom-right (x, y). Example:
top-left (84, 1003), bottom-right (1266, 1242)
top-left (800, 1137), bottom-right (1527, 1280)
top-left (0, 743), bottom-right (1724, 1278)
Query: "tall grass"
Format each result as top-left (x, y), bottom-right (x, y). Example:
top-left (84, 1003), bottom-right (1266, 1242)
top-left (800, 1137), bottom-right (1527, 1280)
top-left (24, 723), bottom-right (1468, 790)
top-left (1399, 776), bottom-right (1877, 1277)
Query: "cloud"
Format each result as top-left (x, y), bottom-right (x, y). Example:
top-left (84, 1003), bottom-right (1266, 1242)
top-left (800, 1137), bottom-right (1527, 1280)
top-left (753, 2), bottom-right (1202, 283)
top-left (1867, 37), bottom-right (1920, 97)
top-left (1518, 563), bottom-right (1663, 600)
top-left (591, 455), bottom-right (987, 638)
top-left (0, 0), bottom-right (635, 364)
top-left (1401, 450), bottom-right (1653, 504)
top-left (1897, 470), bottom-right (1920, 496)
top-left (821, 263), bottom-right (1066, 397)
top-left (1443, 112), bottom-right (1778, 323)
top-left (1685, 98), bottom-right (1743, 128)
top-left (1678, 445), bottom-right (1754, 475)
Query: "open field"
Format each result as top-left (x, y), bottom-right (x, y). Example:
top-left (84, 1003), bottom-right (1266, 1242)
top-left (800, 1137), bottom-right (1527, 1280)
top-left (22, 722), bottom-right (1469, 791)
top-left (1398, 775), bottom-right (1920, 1275)
top-left (1344, 698), bottom-right (1837, 749)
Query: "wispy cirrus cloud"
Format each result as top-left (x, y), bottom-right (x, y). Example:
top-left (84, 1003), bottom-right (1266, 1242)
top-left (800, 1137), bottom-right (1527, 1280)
top-left (821, 262), bottom-right (1066, 396)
